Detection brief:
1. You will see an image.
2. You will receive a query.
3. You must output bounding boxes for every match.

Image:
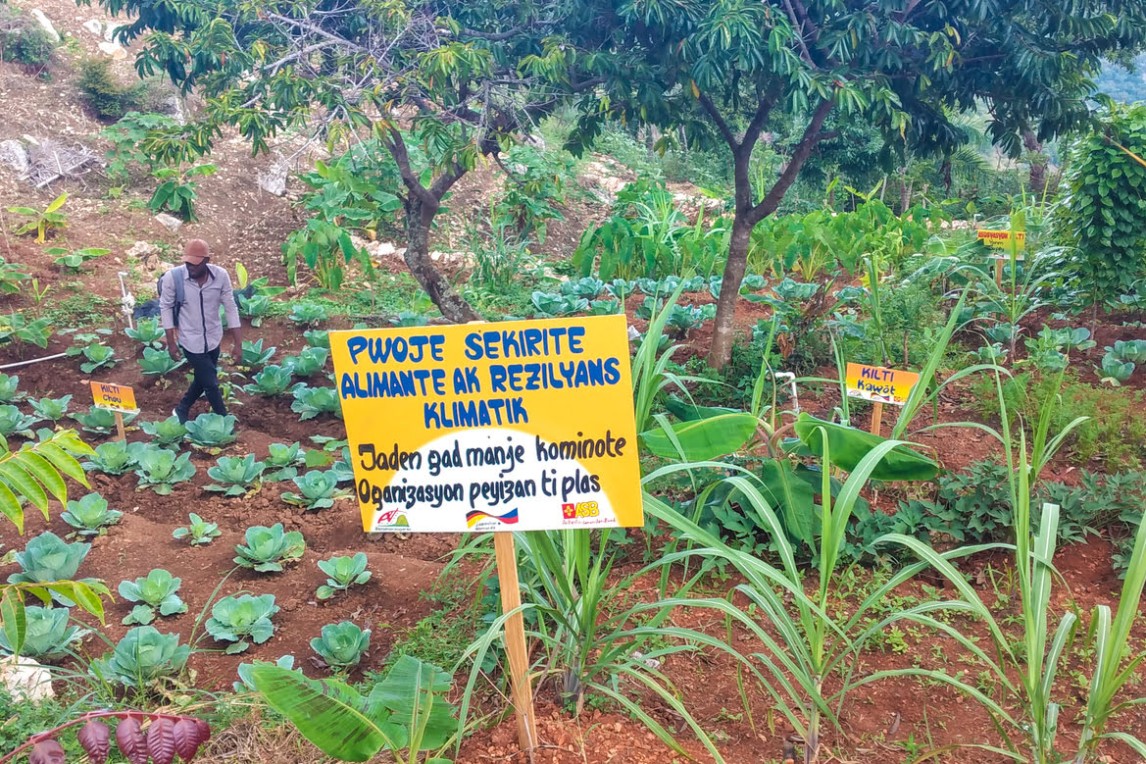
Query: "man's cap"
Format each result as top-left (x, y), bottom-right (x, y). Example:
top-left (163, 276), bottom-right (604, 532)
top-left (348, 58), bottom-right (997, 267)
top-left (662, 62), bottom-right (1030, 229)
top-left (181, 239), bottom-right (211, 265)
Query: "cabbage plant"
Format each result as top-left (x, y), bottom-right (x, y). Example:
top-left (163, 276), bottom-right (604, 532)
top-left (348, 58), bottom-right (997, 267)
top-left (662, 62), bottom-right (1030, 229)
top-left (118, 568), bottom-right (188, 625)
top-left (303, 329), bottom-right (329, 348)
top-left (124, 317), bottom-right (165, 347)
top-left (134, 448), bottom-right (196, 494)
top-left (78, 343), bottom-right (118, 373)
top-left (206, 453), bottom-right (267, 496)
top-left (242, 365), bottom-right (295, 396)
top-left (0, 606), bottom-right (89, 660)
top-left (0, 404), bottom-right (39, 438)
top-left (234, 654), bottom-right (295, 693)
top-left (140, 416), bottom-right (187, 448)
top-left (8, 532), bottom-right (95, 606)
top-left (185, 413), bottom-right (238, 449)
top-left (0, 373), bottom-right (19, 402)
top-left (91, 626), bottom-right (189, 688)
top-left (239, 338), bottom-right (276, 369)
top-left (234, 524), bottom-right (306, 572)
top-left (139, 346), bottom-right (185, 376)
top-left (1111, 339), bottom-right (1146, 364)
top-left (238, 293), bottom-right (272, 326)
top-left (283, 347), bottom-right (329, 378)
top-left (316, 553), bottom-right (371, 600)
top-left (84, 440), bottom-right (147, 476)
top-left (207, 594), bottom-right (279, 654)
top-left (264, 442), bottom-right (305, 481)
top-left (291, 385), bottom-right (342, 420)
top-left (288, 302), bottom-right (328, 326)
top-left (310, 622), bottom-right (370, 671)
top-left (61, 493), bottom-right (123, 537)
top-left (282, 471), bottom-right (345, 511)
top-left (72, 406), bottom-right (136, 436)
top-left (172, 512), bottom-right (221, 545)
top-left (1101, 353), bottom-right (1136, 384)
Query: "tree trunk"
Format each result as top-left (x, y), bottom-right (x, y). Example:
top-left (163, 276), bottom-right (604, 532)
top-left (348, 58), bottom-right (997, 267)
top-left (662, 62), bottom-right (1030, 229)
top-left (404, 197), bottom-right (480, 324)
top-left (1023, 129), bottom-right (1048, 197)
top-left (706, 216), bottom-right (752, 369)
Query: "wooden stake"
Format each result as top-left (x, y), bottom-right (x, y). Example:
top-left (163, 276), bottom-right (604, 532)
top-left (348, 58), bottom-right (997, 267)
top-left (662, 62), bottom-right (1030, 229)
top-left (869, 401), bottom-right (884, 437)
top-left (994, 258), bottom-right (1003, 288)
top-left (114, 411), bottom-right (126, 441)
top-left (493, 532), bottom-right (537, 756)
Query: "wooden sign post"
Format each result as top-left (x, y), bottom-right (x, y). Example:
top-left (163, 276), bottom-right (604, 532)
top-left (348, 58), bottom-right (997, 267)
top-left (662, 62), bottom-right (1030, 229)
top-left (89, 381), bottom-right (138, 441)
top-left (845, 363), bottom-right (921, 437)
top-left (329, 315), bottom-right (644, 755)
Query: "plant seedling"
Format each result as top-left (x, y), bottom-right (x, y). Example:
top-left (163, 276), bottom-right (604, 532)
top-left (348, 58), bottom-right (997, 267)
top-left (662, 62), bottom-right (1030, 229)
top-left (61, 493), bottom-right (123, 537)
top-left (206, 594), bottom-right (279, 654)
top-left (316, 552), bottom-right (372, 600)
top-left (118, 568), bottom-right (188, 625)
top-left (172, 512), bottom-right (221, 545)
top-left (310, 621), bottom-right (370, 671)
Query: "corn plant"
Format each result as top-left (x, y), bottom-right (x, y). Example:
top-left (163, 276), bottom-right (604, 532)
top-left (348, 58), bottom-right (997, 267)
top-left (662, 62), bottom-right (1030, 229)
top-left (172, 513), bottom-right (221, 546)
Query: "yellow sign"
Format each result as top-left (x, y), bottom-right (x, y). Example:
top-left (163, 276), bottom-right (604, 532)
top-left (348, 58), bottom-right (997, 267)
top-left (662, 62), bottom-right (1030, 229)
top-left (330, 315), bottom-right (643, 533)
top-left (845, 363), bottom-right (920, 406)
top-left (89, 381), bottom-right (138, 412)
top-left (977, 229), bottom-right (1026, 250)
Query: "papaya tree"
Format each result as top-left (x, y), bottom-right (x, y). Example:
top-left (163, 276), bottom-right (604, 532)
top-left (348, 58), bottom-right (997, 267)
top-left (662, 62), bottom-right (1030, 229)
top-left (89, 0), bottom-right (575, 321)
top-left (534, 0), bottom-right (1146, 368)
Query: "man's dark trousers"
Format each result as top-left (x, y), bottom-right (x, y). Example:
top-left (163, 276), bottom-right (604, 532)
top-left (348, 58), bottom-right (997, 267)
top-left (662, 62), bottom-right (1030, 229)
top-left (176, 345), bottom-right (227, 420)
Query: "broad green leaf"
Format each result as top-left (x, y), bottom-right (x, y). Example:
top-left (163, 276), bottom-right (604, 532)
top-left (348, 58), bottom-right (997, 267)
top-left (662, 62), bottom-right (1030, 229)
top-left (793, 413), bottom-right (938, 481)
top-left (641, 412), bottom-right (757, 461)
top-left (0, 588), bottom-right (26, 656)
top-left (757, 459), bottom-right (816, 548)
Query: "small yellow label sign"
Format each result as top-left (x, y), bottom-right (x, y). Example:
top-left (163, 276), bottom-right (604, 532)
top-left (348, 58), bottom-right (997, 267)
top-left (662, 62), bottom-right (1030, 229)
top-left (330, 315), bottom-right (643, 533)
top-left (976, 229), bottom-right (1026, 250)
top-left (845, 363), bottom-right (920, 406)
top-left (90, 381), bottom-right (138, 412)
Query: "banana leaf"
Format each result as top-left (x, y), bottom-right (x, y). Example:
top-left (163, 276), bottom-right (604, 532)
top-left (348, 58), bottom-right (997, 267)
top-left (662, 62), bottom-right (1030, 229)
top-left (663, 395), bottom-right (740, 422)
top-left (793, 413), bottom-right (938, 481)
top-left (641, 412), bottom-right (757, 461)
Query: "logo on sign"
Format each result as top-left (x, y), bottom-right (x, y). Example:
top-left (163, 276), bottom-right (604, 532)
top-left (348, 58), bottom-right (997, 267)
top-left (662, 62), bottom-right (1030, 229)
top-left (465, 508), bottom-right (520, 529)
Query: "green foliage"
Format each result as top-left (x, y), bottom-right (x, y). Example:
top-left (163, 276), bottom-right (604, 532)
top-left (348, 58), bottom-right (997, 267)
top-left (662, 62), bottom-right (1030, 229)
top-left (530, 291), bottom-right (587, 318)
top-left (465, 210), bottom-right (535, 293)
top-left (251, 655), bottom-right (457, 763)
top-left (288, 302), bottom-right (329, 327)
top-left (139, 346), bottom-right (185, 376)
top-left (47, 246), bottom-right (111, 272)
top-left (495, 144), bottom-right (572, 244)
top-left (7, 532), bottom-right (96, 606)
top-left (84, 440), bottom-right (144, 476)
top-left (124, 317), bottom-right (166, 348)
top-left (139, 416), bottom-right (187, 448)
top-left (0, 312), bottom-right (52, 347)
top-left (29, 395), bottom-right (71, 423)
top-left (205, 454), bottom-right (266, 497)
top-left (206, 594), bottom-right (279, 654)
top-left (971, 372), bottom-right (1146, 469)
top-left (0, 373), bottom-right (19, 403)
top-left (6, 193), bottom-right (67, 243)
top-left (91, 626), bottom-right (189, 688)
top-left (1059, 103), bottom-right (1146, 299)
top-left (172, 512), bottom-right (220, 545)
top-left (148, 164), bottom-right (215, 221)
top-left (184, 412), bottom-right (238, 449)
top-left (0, 5), bottom-right (56, 68)
top-left (316, 553), bottom-right (372, 600)
top-left (0, 606), bottom-right (88, 660)
top-left (238, 293), bottom-right (274, 326)
top-left (77, 58), bottom-right (150, 121)
top-left (118, 568), bottom-right (187, 625)
top-left (239, 338), bottom-right (276, 369)
top-left (133, 448), bottom-right (196, 494)
top-left (100, 111), bottom-right (180, 182)
top-left (0, 405), bottom-right (39, 438)
top-left (311, 621), bottom-right (371, 672)
top-left (243, 365), bottom-right (295, 396)
top-left (62, 493), bottom-right (123, 537)
top-left (234, 523), bottom-right (305, 573)
top-left (264, 442), bottom-right (304, 481)
top-left (283, 346), bottom-right (329, 377)
top-left (292, 385), bottom-right (342, 420)
top-left (282, 470), bottom-right (344, 511)
top-left (71, 407), bottom-right (133, 437)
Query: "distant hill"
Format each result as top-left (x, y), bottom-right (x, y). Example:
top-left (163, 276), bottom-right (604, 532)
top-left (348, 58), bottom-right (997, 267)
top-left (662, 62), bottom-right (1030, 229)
top-left (1096, 54), bottom-right (1146, 103)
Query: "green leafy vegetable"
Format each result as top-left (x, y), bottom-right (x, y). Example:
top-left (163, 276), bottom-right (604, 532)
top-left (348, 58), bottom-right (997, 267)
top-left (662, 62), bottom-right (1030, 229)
top-left (206, 454), bottom-right (267, 497)
top-left (172, 512), bottom-right (221, 545)
top-left (0, 606), bottom-right (89, 661)
top-left (124, 317), bottom-right (165, 347)
top-left (84, 440), bottom-right (146, 476)
top-left (61, 493), bottom-right (123, 537)
top-left (118, 568), bottom-right (188, 625)
top-left (31, 395), bottom-right (71, 423)
top-left (291, 385), bottom-right (342, 420)
top-left (185, 413), bottom-right (238, 449)
top-left (8, 532), bottom-right (97, 606)
top-left (310, 621), bottom-right (370, 671)
top-left (139, 346), bottom-right (186, 376)
top-left (283, 347), bottom-right (329, 378)
top-left (91, 626), bottom-right (189, 688)
top-left (316, 553), bottom-right (371, 600)
top-left (71, 406), bottom-right (136, 436)
top-left (134, 448), bottom-right (196, 494)
top-left (139, 416), bottom-right (188, 448)
top-left (234, 523), bottom-right (306, 572)
top-left (207, 594), bottom-right (279, 654)
top-left (265, 442), bottom-right (305, 481)
top-left (0, 405), bottom-right (38, 438)
top-left (243, 365), bottom-right (296, 396)
top-left (288, 302), bottom-right (328, 327)
top-left (0, 373), bottom-right (20, 403)
top-left (282, 471), bottom-right (345, 511)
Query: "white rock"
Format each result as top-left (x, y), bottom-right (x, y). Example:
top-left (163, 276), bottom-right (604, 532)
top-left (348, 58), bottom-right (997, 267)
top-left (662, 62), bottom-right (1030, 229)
top-left (125, 240), bottom-right (157, 259)
top-left (29, 9), bottom-right (59, 42)
top-left (97, 41), bottom-right (127, 60)
top-left (0, 656), bottom-right (54, 703)
top-left (155, 213), bottom-right (183, 232)
top-left (376, 241), bottom-right (397, 257)
top-left (257, 156), bottom-right (288, 196)
top-left (0, 140), bottom-right (29, 176)
top-left (161, 94), bottom-right (186, 126)
top-left (104, 22), bottom-right (126, 43)
top-left (82, 19), bottom-right (103, 35)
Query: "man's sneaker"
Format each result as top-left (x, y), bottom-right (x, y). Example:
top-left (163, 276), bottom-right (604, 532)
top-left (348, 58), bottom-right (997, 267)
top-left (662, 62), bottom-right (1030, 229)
top-left (172, 408), bottom-right (187, 424)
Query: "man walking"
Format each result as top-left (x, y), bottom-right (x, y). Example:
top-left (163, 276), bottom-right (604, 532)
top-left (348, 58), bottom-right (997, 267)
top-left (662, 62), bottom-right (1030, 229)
top-left (161, 239), bottom-right (242, 423)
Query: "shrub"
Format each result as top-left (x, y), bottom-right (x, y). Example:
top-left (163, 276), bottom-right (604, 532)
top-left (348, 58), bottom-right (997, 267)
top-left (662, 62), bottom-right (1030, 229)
top-left (0, 6), bottom-right (55, 69)
top-left (77, 58), bottom-right (149, 121)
